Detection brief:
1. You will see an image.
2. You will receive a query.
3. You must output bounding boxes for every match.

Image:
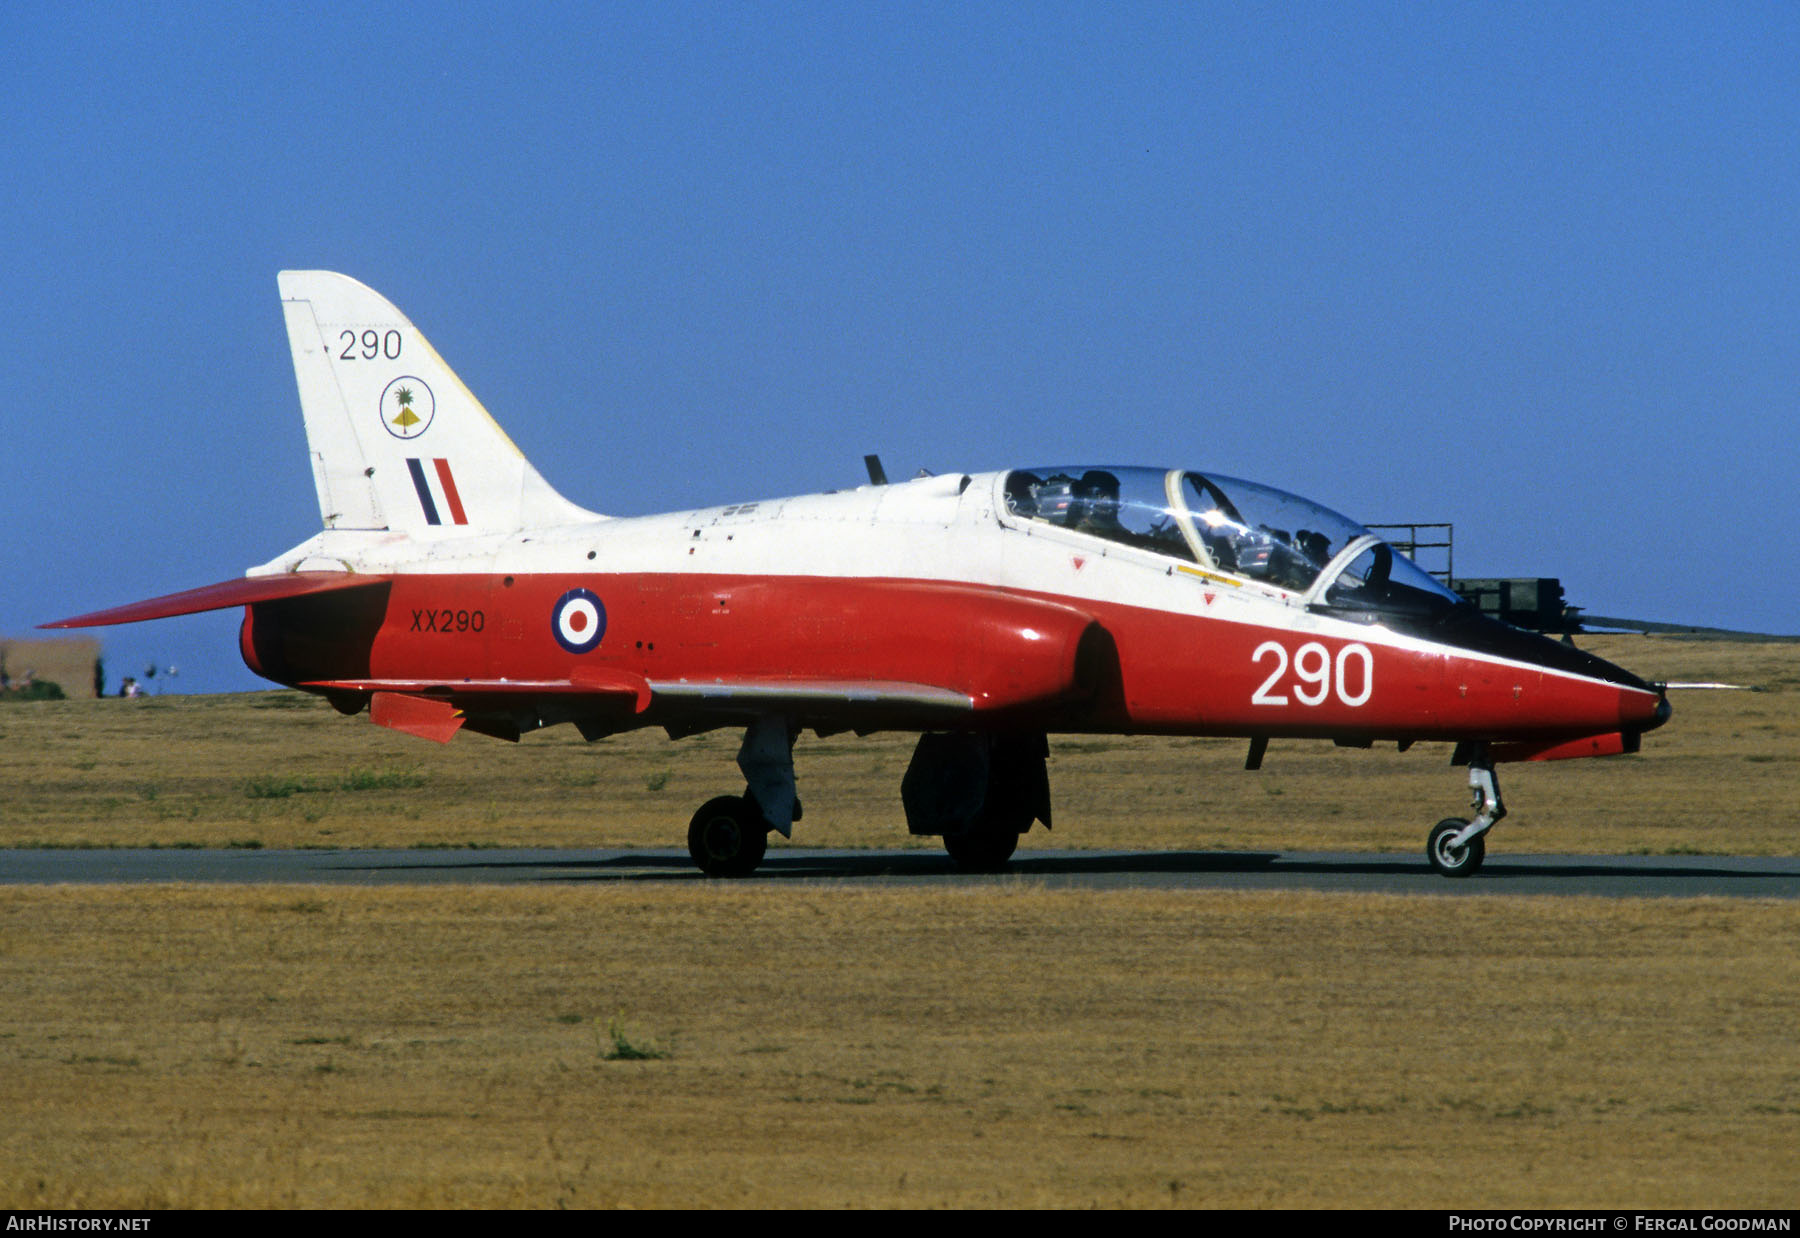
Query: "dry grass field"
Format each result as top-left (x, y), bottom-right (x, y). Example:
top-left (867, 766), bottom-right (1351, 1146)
top-left (2, 886), bottom-right (1796, 1209)
top-left (1, 635), bottom-right (1796, 1208)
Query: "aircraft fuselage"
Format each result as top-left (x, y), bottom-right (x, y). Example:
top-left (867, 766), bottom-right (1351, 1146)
top-left (241, 469), bottom-right (1665, 749)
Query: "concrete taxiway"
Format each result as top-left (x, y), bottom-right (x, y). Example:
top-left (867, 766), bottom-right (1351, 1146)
top-left (3, 848), bottom-right (1798, 897)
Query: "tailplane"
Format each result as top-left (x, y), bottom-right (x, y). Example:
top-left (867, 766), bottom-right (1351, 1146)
top-left (278, 271), bottom-right (600, 535)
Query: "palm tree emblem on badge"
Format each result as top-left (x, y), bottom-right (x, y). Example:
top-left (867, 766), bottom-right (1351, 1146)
top-left (380, 377), bottom-right (435, 439)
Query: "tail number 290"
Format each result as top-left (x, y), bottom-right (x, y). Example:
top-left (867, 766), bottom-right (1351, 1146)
top-left (1251, 640), bottom-right (1373, 708)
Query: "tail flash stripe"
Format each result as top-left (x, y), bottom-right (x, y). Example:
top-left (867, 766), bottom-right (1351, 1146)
top-left (406, 457), bottom-right (442, 526)
top-left (433, 458), bottom-right (468, 525)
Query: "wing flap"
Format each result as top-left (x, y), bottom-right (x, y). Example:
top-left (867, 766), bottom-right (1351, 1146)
top-left (305, 674), bottom-right (650, 708)
top-left (304, 674), bottom-right (973, 725)
top-left (649, 678), bottom-right (974, 712)
top-left (43, 572), bottom-right (391, 629)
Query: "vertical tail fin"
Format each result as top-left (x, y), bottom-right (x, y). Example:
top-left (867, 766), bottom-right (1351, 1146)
top-left (278, 271), bottom-right (601, 535)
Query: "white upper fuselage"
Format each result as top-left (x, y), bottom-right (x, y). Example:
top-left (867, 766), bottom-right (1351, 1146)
top-left (256, 468), bottom-right (1392, 656)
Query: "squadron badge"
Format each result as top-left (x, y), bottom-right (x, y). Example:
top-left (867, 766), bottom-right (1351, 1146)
top-left (380, 377), bottom-right (435, 439)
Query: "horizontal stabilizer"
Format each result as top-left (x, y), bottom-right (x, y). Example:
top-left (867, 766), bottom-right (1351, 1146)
top-left (43, 572), bottom-right (391, 629)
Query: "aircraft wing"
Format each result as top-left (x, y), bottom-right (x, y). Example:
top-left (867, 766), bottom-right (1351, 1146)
top-left (42, 572), bottom-right (392, 628)
top-left (305, 674), bottom-right (976, 743)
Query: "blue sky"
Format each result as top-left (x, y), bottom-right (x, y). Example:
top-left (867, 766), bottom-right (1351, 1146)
top-left (4, 2), bottom-right (1795, 693)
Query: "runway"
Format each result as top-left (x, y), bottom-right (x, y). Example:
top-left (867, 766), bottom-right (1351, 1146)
top-left (5, 847), bottom-right (1799, 897)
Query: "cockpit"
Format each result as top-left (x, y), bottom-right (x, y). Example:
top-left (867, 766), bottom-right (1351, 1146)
top-left (1002, 466), bottom-right (1462, 617)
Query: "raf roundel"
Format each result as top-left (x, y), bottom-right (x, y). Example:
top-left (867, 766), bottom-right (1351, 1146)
top-left (551, 588), bottom-right (606, 654)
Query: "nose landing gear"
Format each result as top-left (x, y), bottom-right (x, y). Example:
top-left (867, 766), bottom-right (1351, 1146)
top-left (1427, 747), bottom-right (1505, 878)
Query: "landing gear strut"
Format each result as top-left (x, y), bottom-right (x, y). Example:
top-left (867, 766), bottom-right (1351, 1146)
top-left (1427, 746), bottom-right (1505, 878)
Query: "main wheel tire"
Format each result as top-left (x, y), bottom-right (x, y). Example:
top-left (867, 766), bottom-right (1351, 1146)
top-left (1427, 816), bottom-right (1486, 878)
top-left (687, 795), bottom-right (769, 878)
top-left (943, 825), bottom-right (1020, 873)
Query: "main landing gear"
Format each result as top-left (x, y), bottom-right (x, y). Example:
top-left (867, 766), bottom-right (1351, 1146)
top-left (902, 731), bottom-right (1050, 873)
top-left (687, 793), bottom-right (772, 878)
top-left (682, 723), bottom-right (1052, 878)
top-left (1427, 745), bottom-right (1506, 878)
top-left (686, 716), bottom-right (797, 878)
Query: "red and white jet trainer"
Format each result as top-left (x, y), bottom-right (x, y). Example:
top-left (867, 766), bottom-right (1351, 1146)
top-left (48, 271), bottom-right (1670, 878)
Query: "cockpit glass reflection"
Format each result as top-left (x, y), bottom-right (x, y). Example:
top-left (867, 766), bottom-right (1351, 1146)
top-left (1003, 465), bottom-right (1461, 614)
top-left (1004, 468), bottom-right (1196, 563)
top-left (1180, 472), bottom-right (1360, 592)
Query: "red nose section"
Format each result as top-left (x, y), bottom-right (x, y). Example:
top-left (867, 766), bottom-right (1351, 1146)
top-left (1541, 672), bottom-right (1669, 738)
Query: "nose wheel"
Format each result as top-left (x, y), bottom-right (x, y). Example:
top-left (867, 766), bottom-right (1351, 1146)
top-left (1426, 748), bottom-right (1504, 878)
top-left (1427, 817), bottom-right (1486, 877)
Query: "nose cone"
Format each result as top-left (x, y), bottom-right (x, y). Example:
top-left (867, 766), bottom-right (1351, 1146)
top-left (1637, 685), bottom-right (1674, 733)
top-left (1434, 606), bottom-right (1669, 735)
top-left (1542, 638), bottom-right (1669, 735)
top-left (1556, 656), bottom-right (1668, 738)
